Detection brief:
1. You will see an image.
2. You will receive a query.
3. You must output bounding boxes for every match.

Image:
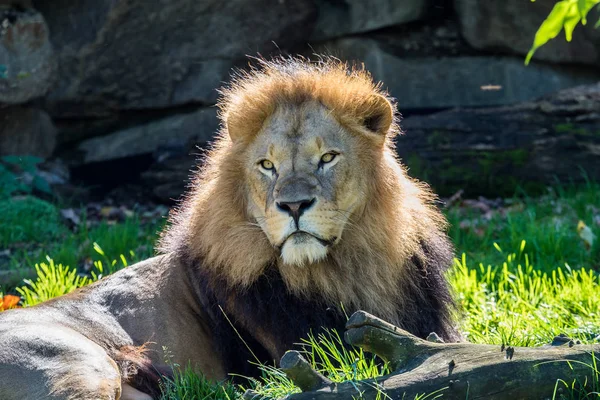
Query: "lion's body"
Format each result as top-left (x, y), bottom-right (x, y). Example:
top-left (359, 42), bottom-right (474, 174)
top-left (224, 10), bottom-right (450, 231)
top-left (0, 57), bottom-right (460, 399)
top-left (0, 254), bottom-right (224, 399)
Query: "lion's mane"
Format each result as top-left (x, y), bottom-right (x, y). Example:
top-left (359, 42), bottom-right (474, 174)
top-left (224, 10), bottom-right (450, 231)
top-left (158, 57), bottom-right (459, 373)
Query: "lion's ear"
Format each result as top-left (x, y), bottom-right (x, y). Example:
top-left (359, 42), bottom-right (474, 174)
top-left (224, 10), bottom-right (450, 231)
top-left (226, 116), bottom-right (242, 143)
top-left (225, 105), bottom-right (272, 143)
top-left (363, 94), bottom-right (394, 137)
top-left (225, 111), bottom-right (262, 143)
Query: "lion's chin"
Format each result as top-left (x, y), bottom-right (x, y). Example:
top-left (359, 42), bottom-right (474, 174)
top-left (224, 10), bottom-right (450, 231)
top-left (280, 232), bottom-right (328, 267)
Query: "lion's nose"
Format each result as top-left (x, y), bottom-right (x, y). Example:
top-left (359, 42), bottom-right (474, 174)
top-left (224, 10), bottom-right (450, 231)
top-left (277, 198), bottom-right (316, 228)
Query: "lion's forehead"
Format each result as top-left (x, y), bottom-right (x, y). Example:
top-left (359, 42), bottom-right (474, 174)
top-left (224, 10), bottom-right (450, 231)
top-left (250, 101), bottom-right (349, 161)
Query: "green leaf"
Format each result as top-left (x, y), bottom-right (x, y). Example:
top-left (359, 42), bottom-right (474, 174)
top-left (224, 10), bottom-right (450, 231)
top-left (564, 4), bottom-right (582, 41)
top-left (526, 1), bottom-right (572, 65)
top-left (578, 0), bottom-right (589, 23)
top-left (577, 0), bottom-right (600, 24)
top-left (526, 0), bottom-right (600, 65)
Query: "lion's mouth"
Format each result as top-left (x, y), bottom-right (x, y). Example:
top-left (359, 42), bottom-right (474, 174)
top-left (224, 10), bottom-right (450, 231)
top-left (280, 231), bottom-right (337, 249)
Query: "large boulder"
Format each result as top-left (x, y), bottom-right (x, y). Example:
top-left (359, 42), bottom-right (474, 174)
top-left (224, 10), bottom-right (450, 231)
top-left (32, 0), bottom-right (317, 117)
top-left (319, 38), bottom-right (600, 110)
top-left (0, 106), bottom-right (56, 157)
top-left (0, 5), bottom-right (55, 104)
top-left (75, 107), bottom-right (218, 164)
top-left (455, 0), bottom-right (600, 65)
top-left (311, 0), bottom-right (430, 41)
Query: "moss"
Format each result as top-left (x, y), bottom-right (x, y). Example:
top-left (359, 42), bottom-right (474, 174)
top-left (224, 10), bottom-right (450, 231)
top-left (553, 123), bottom-right (597, 136)
top-left (427, 130), bottom-right (451, 147)
top-left (555, 123), bottom-right (575, 133)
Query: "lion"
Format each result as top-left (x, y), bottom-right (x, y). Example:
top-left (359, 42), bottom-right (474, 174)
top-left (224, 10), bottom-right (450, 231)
top-left (0, 56), bottom-right (460, 399)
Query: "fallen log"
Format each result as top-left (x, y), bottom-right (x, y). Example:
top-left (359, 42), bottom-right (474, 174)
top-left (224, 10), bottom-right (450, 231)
top-left (276, 311), bottom-right (600, 400)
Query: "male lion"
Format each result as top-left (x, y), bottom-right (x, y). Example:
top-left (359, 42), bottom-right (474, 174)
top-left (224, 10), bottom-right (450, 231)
top-left (0, 57), bottom-right (460, 399)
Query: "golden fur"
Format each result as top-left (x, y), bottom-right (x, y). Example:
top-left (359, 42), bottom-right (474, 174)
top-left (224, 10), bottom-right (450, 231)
top-left (159, 56), bottom-right (451, 326)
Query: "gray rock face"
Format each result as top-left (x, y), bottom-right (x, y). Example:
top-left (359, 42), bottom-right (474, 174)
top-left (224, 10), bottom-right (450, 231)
top-left (322, 38), bottom-right (600, 110)
top-left (0, 107), bottom-right (56, 157)
top-left (33, 0), bottom-right (317, 117)
top-left (0, 7), bottom-right (55, 104)
top-left (397, 83), bottom-right (600, 196)
top-left (455, 0), bottom-right (600, 65)
top-left (311, 0), bottom-right (429, 41)
top-left (2, 0), bottom-right (598, 203)
top-left (77, 107), bottom-right (218, 164)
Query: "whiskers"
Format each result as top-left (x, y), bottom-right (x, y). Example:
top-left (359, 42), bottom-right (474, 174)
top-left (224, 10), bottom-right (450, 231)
top-left (247, 206), bottom-right (360, 248)
top-left (330, 209), bottom-right (358, 231)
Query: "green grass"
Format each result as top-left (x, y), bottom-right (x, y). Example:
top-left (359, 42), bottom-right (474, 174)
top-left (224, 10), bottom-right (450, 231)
top-left (14, 246), bottom-right (131, 307)
top-left (0, 183), bottom-right (599, 398)
top-left (16, 257), bottom-right (95, 306)
top-left (452, 243), bottom-right (600, 346)
top-left (0, 196), bottom-right (164, 278)
top-left (0, 197), bottom-right (65, 245)
top-left (160, 363), bottom-right (240, 400)
top-left (447, 183), bottom-right (599, 271)
top-left (299, 329), bottom-right (390, 383)
top-left (550, 353), bottom-right (600, 400)
top-left (238, 329), bottom-right (390, 399)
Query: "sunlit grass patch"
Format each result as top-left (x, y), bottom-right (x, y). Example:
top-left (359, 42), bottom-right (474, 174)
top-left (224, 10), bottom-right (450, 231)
top-left (299, 329), bottom-right (390, 383)
top-left (450, 241), bottom-right (600, 347)
top-left (241, 328), bottom-right (390, 399)
top-left (12, 244), bottom-right (132, 307)
top-left (16, 257), bottom-right (94, 306)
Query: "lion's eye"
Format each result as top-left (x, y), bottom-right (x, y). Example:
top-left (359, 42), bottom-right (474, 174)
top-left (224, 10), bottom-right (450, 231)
top-left (320, 153), bottom-right (337, 164)
top-left (259, 159), bottom-right (275, 171)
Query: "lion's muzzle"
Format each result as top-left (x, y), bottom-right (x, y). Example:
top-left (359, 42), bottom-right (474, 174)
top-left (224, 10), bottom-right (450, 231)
top-left (276, 198), bottom-right (316, 229)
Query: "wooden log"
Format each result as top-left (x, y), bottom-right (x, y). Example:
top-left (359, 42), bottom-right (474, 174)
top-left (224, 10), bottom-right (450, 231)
top-left (280, 351), bottom-right (333, 392)
top-left (397, 83), bottom-right (600, 197)
top-left (282, 311), bottom-right (600, 400)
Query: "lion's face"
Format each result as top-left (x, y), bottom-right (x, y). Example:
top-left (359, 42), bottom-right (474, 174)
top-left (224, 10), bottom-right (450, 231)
top-left (245, 101), bottom-right (371, 266)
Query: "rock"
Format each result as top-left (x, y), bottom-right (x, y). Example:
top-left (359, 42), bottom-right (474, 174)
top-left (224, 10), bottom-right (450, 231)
top-left (60, 208), bottom-right (81, 228)
top-left (454, 0), bottom-right (600, 65)
top-left (33, 0), bottom-right (317, 117)
top-left (360, 19), bottom-right (475, 58)
top-left (0, 106), bottom-right (57, 157)
top-left (37, 158), bottom-right (70, 186)
top-left (397, 82), bottom-right (600, 196)
top-left (311, 0), bottom-right (429, 41)
top-left (0, 1), bottom-right (32, 7)
top-left (318, 38), bottom-right (600, 110)
top-left (0, 5), bottom-right (55, 104)
top-left (141, 155), bottom-right (195, 203)
top-left (76, 107), bottom-right (218, 164)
